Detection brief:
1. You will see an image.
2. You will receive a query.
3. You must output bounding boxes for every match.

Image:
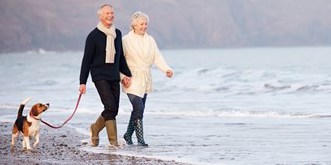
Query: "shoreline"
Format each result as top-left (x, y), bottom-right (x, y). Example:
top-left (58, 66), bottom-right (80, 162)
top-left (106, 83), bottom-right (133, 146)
top-left (0, 121), bottom-right (191, 165)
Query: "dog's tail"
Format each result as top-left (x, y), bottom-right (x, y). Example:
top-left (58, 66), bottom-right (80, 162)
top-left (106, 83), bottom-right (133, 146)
top-left (17, 97), bottom-right (31, 118)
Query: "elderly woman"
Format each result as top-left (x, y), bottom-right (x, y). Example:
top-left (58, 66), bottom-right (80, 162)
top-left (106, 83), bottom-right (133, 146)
top-left (80, 4), bottom-right (131, 148)
top-left (121, 11), bottom-right (173, 146)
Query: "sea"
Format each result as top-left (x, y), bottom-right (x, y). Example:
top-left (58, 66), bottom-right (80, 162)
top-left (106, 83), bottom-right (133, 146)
top-left (0, 47), bottom-right (331, 165)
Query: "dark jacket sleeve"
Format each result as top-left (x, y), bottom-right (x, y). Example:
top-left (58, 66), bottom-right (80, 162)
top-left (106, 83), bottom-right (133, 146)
top-left (79, 32), bottom-right (95, 84)
top-left (116, 30), bottom-right (132, 77)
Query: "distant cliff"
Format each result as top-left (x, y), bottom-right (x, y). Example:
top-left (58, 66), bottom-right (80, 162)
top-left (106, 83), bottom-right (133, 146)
top-left (1, 0), bottom-right (331, 53)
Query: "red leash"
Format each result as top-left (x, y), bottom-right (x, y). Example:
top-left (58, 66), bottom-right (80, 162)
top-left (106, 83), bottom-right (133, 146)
top-left (31, 93), bottom-right (82, 129)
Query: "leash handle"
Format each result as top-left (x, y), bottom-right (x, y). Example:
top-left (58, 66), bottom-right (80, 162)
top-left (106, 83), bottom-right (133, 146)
top-left (41, 93), bottom-right (82, 129)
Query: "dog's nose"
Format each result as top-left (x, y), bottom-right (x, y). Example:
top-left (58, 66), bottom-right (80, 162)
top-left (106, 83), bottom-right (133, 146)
top-left (46, 103), bottom-right (50, 107)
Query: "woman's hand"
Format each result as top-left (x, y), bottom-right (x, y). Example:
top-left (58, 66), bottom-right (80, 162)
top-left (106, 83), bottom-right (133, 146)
top-left (166, 70), bottom-right (173, 78)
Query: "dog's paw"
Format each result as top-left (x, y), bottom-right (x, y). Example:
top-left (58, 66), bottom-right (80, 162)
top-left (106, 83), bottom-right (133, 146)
top-left (33, 143), bottom-right (38, 148)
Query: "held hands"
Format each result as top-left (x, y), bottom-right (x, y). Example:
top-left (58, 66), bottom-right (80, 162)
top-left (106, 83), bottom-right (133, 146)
top-left (121, 76), bottom-right (131, 88)
top-left (166, 70), bottom-right (173, 78)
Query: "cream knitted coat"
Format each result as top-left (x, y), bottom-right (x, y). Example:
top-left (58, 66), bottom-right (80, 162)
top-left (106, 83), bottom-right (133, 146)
top-left (122, 31), bottom-right (172, 97)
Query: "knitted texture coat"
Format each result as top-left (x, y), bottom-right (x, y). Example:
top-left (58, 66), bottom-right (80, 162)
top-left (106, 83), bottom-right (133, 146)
top-left (122, 31), bottom-right (172, 97)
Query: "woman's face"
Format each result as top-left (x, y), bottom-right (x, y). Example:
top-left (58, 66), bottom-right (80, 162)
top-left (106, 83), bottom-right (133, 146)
top-left (133, 18), bottom-right (148, 35)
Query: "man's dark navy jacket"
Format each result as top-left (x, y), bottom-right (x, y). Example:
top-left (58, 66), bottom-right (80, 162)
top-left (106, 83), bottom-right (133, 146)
top-left (80, 28), bottom-right (132, 84)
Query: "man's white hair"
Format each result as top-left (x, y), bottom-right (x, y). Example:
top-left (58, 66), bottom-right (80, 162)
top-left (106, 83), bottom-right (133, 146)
top-left (97, 4), bottom-right (113, 16)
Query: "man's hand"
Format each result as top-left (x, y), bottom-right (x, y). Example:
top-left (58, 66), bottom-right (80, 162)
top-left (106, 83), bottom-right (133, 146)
top-left (79, 84), bottom-right (86, 94)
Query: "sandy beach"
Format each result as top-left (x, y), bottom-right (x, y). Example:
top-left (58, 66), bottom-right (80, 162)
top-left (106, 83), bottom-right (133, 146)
top-left (0, 121), bottom-right (190, 165)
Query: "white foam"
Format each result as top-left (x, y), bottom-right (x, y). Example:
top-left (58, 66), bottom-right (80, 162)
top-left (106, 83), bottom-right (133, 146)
top-left (79, 145), bottom-right (203, 165)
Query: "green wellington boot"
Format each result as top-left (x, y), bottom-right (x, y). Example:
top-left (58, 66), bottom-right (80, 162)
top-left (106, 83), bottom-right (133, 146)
top-left (123, 117), bottom-right (134, 145)
top-left (134, 119), bottom-right (148, 147)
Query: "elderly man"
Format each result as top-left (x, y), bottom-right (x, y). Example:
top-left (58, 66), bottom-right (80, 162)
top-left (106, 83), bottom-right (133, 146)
top-left (79, 4), bottom-right (131, 148)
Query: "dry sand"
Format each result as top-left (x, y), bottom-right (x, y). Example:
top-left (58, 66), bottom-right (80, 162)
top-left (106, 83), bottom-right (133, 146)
top-left (0, 122), bottom-right (190, 165)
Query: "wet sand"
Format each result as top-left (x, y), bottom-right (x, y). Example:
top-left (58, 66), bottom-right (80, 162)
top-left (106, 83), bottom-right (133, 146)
top-left (0, 122), bottom-right (190, 165)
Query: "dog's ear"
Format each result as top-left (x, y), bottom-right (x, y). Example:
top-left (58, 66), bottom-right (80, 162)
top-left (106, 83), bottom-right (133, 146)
top-left (31, 105), bottom-right (40, 116)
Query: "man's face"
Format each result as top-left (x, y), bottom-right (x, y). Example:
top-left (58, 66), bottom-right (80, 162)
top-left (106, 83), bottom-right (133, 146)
top-left (99, 6), bottom-right (114, 28)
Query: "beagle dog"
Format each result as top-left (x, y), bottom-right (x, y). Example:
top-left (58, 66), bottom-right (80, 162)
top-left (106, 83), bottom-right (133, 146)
top-left (11, 97), bottom-right (49, 150)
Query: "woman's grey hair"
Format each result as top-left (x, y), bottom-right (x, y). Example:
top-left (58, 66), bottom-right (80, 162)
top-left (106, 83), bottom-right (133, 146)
top-left (131, 11), bottom-right (149, 30)
top-left (97, 4), bottom-right (113, 16)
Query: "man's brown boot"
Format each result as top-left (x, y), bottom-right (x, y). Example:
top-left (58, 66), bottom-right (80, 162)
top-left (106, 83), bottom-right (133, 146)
top-left (90, 115), bottom-right (105, 147)
top-left (105, 119), bottom-right (119, 147)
